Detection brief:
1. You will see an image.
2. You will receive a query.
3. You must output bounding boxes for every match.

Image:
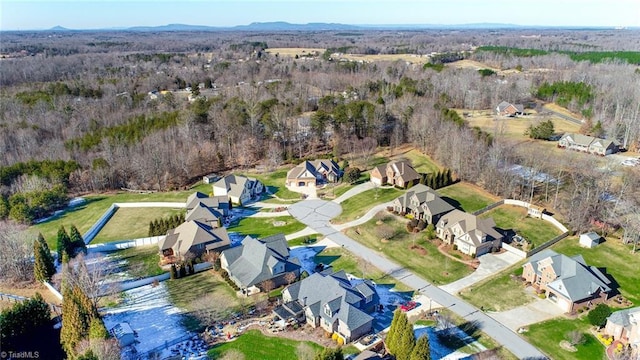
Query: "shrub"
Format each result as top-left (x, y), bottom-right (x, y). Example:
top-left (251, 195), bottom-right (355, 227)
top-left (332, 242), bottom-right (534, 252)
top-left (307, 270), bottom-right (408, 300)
top-left (588, 304), bottom-right (612, 327)
top-left (453, 244), bottom-right (458, 251)
top-left (406, 223), bottom-right (415, 232)
top-left (169, 264), bottom-right (177, 280)
top-left (417, 220), bottom-right (426, 231)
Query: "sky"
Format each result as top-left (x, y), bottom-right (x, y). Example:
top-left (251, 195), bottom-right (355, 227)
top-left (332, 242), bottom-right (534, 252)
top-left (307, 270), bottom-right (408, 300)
top-left (1, 0), bottom-right (639, 31)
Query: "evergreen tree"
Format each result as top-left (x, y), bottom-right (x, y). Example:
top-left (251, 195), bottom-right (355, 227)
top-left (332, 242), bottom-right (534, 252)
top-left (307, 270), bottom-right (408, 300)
top-left (34, 233), bottom-right (56, 282)
top-left (61, 285), bottom-right (99, 357)
top-left (396, 319), bottom-right (416, 360)
top-left (76, 349), bottom-right (99, 360)
top-left (0, 293), bottom-right (50, 348)
top-left (386, 309), bottom-right (401, 353)
top-left (170, 264), bottom-right (178, 279)
top-left (148, 221), bottom-right (155, 237)
top-left (69, 225), bottom-right (86, 255)
top-left (445, 169), bottom-right (452, 186)
top-left (410, 335), bottom-right (431, 360)
top-left (88, 318), bottom-right (108, 340)
top-left (178, 264), bottom-right (187, 278)
top-left (57, 226), bottom-right (71, 263)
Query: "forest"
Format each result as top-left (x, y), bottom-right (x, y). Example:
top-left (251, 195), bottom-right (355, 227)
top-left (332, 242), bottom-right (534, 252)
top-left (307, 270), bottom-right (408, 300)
top-left (0, 28), bottom-right (639, 239)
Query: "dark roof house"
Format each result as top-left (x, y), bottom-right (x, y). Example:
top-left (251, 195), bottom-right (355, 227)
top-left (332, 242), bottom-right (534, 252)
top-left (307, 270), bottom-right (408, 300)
top-left (393, 184), bottom-right (454, 224)
top-left (159, 220), bottom-right (231, 263)
top-left (220, 234), bottom-right (301, 293)
top-left (496, 101), bottom-right (524, 117)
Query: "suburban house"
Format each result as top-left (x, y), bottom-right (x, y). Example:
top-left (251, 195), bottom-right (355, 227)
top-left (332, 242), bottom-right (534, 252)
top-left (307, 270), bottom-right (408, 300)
top-left (286, 159), bottom-right (342, 188)
top-left (159, 220), bottom-right (231, 263)
top-left (522, 249), bottom-right (613, 313)
top-left (435, 209), bottom-right (503, 257)
top-left (185, 202), bottom-right (223, 227)
top-left (213, 174), bottom-right (264, 205)
top-left (274, 269), bottom-right (379, 343)
top-left (220, 234), bottom-right (301, 294)
top-left (495, 101), bottom-right (524, 117)
top-left (370, 160), bottom-right (421, 188)
top-left (185, 191), bottom-right (230, 215)
top-left (558, 133), bottom-right (619, 156)
top-left (605, 307), bottom-right (640, 350)
top-left (392, 184), bottom-right (454, 224)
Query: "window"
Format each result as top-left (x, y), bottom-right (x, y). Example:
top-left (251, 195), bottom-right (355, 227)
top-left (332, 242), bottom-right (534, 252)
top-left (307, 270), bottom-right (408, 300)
top-left (324, 304), bottom-right (332, 317)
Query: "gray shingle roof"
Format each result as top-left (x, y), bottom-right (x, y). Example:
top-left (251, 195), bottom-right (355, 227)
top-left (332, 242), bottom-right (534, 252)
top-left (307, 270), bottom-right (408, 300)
top-left (607, 306), bottom-right (640, 327)
top-left (437, 209), bottom-right (503, 245)
top-left (185, 202), bottom-right (223, 223)
top-left (525, 249), bottom-right (612, 302)
top-left (221, 234), bottom-right (300, 288)
top-left (159, 220), bottom-right (230, 256)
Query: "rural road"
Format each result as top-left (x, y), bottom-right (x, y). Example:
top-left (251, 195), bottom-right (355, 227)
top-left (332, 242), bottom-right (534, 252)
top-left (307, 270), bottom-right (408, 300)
top-left (288, 199), bottom-right (548, 360)
top-left (541, 105), bottom-right (583, 126)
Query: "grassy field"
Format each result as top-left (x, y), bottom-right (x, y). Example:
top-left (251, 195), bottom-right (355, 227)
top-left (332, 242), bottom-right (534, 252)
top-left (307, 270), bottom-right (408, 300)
top-left (208, 329), bottom-right (324, 360)
top-left (552, 237), bottom-right (640, 305)
top-left (346, 213), bottom-right (473, 285)
top-left (458, 263), bottom-right (534, 312)
top-left (479, 205), bottom-right (563, 247)
top-left (313, 247), bottom-right (413, 292)
top-left (390, 148), bottom-right (442, 174)
top-left (437, 182), bottom-right (499, 213)
top-left (0, 282), bottom-right (62, 311)
top-left (227, 216), bottom-right (306, 238)
top-left (111, 245), bottom-right (164, 278)
top-left (524, 316), bottom-right (604, 360)
top-left (332, 187), bottom-right (403, 224)
top-left (92, 207), bottom-right (183, 244)
top-left (31, 189), bottom-right (197, 249)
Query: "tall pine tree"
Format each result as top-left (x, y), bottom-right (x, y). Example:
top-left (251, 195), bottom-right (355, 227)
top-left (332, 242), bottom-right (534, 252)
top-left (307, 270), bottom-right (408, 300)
top-left (386, 309), bottom-right (401, 353)
top-left (69, 225), bottom-right (87, 255)
top-left (57, 226), bottom-right (71, 263)
top-left (387, 309), bottom-right (415, 360)
top-left (60, 285), bottom-right (99, 358)
top-left (34, 233), bottom-right (56, 282)
top-left (410, 335), bottom-right (431, 360)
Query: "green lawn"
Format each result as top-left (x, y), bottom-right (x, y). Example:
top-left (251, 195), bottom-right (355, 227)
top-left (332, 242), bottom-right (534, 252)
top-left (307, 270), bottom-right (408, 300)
top-left (553, 237), bottom-right (640, 305)
top-left (111, 245), bottom-right (164, 278)
top-left (313, 247), bottom-right (414, 292)
top-left (524, 317), bottom-right (604, 360)
top-left (458, 263), bottom-right (534, 312)
top-left (346, 213), bottom-right (473, 285)
top-left (392, 149), bottom-right (441, 174)
top-left (31, 189), bottom-right (197, 249)
top-left (479, 205), bottom-right (563, 248)
top-left (92, 207), bottom-right (184, 244)
top-left (227, 216), bottom-right (306, 238)
top-left (332, 187), bottom-right (403, 224)
top-left (208, 330), bottom-right (324, 360)
top-left (437, 182), bottom-right (498, 213)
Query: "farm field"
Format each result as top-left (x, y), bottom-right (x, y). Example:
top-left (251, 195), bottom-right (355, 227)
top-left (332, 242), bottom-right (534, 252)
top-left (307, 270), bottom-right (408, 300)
top-left (92, 207), bottom-right (184, 244)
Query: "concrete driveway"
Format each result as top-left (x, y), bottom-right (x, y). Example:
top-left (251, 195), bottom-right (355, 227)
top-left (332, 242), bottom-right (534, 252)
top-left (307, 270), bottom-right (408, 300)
top-left (439, 251), bottom-right (522, 294)
top-left (287, 198), bottom-right (548, 360)
top-left (489, 298), bottom-right (565, 331)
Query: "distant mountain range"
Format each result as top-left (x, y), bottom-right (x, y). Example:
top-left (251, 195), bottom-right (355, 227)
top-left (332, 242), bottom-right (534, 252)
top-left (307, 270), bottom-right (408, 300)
top-left (43, 21), bottom-right (628, 32)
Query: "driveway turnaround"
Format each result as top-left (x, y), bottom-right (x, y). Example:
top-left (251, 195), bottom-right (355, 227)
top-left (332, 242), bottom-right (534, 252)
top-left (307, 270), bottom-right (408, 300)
top-left (489, 298), bottom-right (565, 331)
top-left (289, 199), bottom-right (548, 360)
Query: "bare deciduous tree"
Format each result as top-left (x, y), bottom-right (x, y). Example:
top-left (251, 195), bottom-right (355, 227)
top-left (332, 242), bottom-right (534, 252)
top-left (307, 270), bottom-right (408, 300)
top-left (0, 221), bottom-right (35, 284)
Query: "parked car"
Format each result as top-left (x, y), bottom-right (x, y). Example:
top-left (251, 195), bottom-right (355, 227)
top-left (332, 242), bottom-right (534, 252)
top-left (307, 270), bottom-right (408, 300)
top-left (400, 301), bottom-right (417, 312)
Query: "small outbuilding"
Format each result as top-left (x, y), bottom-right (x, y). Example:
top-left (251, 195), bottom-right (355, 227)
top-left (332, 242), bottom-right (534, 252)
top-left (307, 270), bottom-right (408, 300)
top-left (110, 323), bottom-right (135, 347)
top-left (202, 173), bottom-right (219, 184)
top-left (527, 205), bottom-right (545, 219)
top-left (579, 232), bottom-right (601, 248)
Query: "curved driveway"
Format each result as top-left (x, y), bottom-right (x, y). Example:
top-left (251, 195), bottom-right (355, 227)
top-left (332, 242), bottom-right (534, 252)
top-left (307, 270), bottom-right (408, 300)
top-left (288, 198), bottom-right (547, 360)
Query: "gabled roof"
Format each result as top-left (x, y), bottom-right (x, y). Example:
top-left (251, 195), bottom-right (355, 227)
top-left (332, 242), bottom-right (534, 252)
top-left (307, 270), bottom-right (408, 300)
top-left (283, 269), bottom-right (378, 330)
top-left (159, 220), bottom-right (230, 255)
top-left (186, 192), bottom-right (209, 209)
top-left (607, 306), bottom-right (640, 327)
top-left (437, 209), bottom-right (502, 244)
top-left (496, 101), bottom-right (524, 113)
top-left (214, 175), bottom-right (258, 199)
top-left (186, 192), bottom-right (229, 211)
top-left (525, 249), bottom-right (612, 302)
top-left (287, 159), bottom-right (340, 180)
top-left (388, 160), bottom-right (421, 183)
top-left (395, 184), bottom-right (454, 216)
top-left (185, 202), bottom-right (223, 223)
top-left (222, 234), bottom-right (300, 288)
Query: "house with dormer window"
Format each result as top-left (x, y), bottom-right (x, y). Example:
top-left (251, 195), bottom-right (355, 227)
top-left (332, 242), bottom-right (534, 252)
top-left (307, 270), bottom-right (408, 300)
top-left (392, 184), bottom-right (454, 224)
top-left (435, 209), bottom-right (502, 257)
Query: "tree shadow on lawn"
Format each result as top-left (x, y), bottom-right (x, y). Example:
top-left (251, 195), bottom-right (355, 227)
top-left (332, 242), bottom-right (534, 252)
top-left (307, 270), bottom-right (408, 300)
top-left (436, 319), bottom-right (482, 350)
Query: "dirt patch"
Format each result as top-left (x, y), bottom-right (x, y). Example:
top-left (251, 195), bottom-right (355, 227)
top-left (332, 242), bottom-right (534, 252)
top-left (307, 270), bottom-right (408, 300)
top-left (409, 244), bottom-right (428, 256)
top-left (380, 238), bottom-right (390, 243)
top-left (272, 220), bottom-right (286, 227)
top-left (559, 340), bottom-right (578, 352)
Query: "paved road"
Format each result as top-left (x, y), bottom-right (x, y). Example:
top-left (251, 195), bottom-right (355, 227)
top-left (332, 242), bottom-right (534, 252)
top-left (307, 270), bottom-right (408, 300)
top-left (541, 105), bottom-right (583, 126)
top-left (288, 199), bottom-right (547, 360)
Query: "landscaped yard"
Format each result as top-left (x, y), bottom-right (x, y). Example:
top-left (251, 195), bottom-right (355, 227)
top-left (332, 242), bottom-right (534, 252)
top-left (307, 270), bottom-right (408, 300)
top-left (31, 189), bottom-right (197, 249)
top-left (552, 237), bottom-right (640, 305)
top-left (208, 329), bottom-right (324, 360)
top-left (345, 213), bottom-right (474, 285)
top-left (92, 207), bottom-right (184, 244)
top-left (479, 205), bottom-right (563, 248)
top-left (227, 216), bottom-right (306, 238)
top-left (524, 316), bottom-right (604, 360)
top-left (458, 264), bottom-right (534, 312)
top-left (332, 187), bottom-right (403, 224)
top-left (313, 247), bottom-right (413, 292)
top-left (437, 182), bottom-right (499, 213)
top-left (111, 245), bottom-right (164, 278)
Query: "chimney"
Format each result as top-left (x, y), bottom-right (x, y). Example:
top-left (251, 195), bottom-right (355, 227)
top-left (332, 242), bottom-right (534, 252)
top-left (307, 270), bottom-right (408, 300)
top-left (303, 296), bottom-right (307, 306)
